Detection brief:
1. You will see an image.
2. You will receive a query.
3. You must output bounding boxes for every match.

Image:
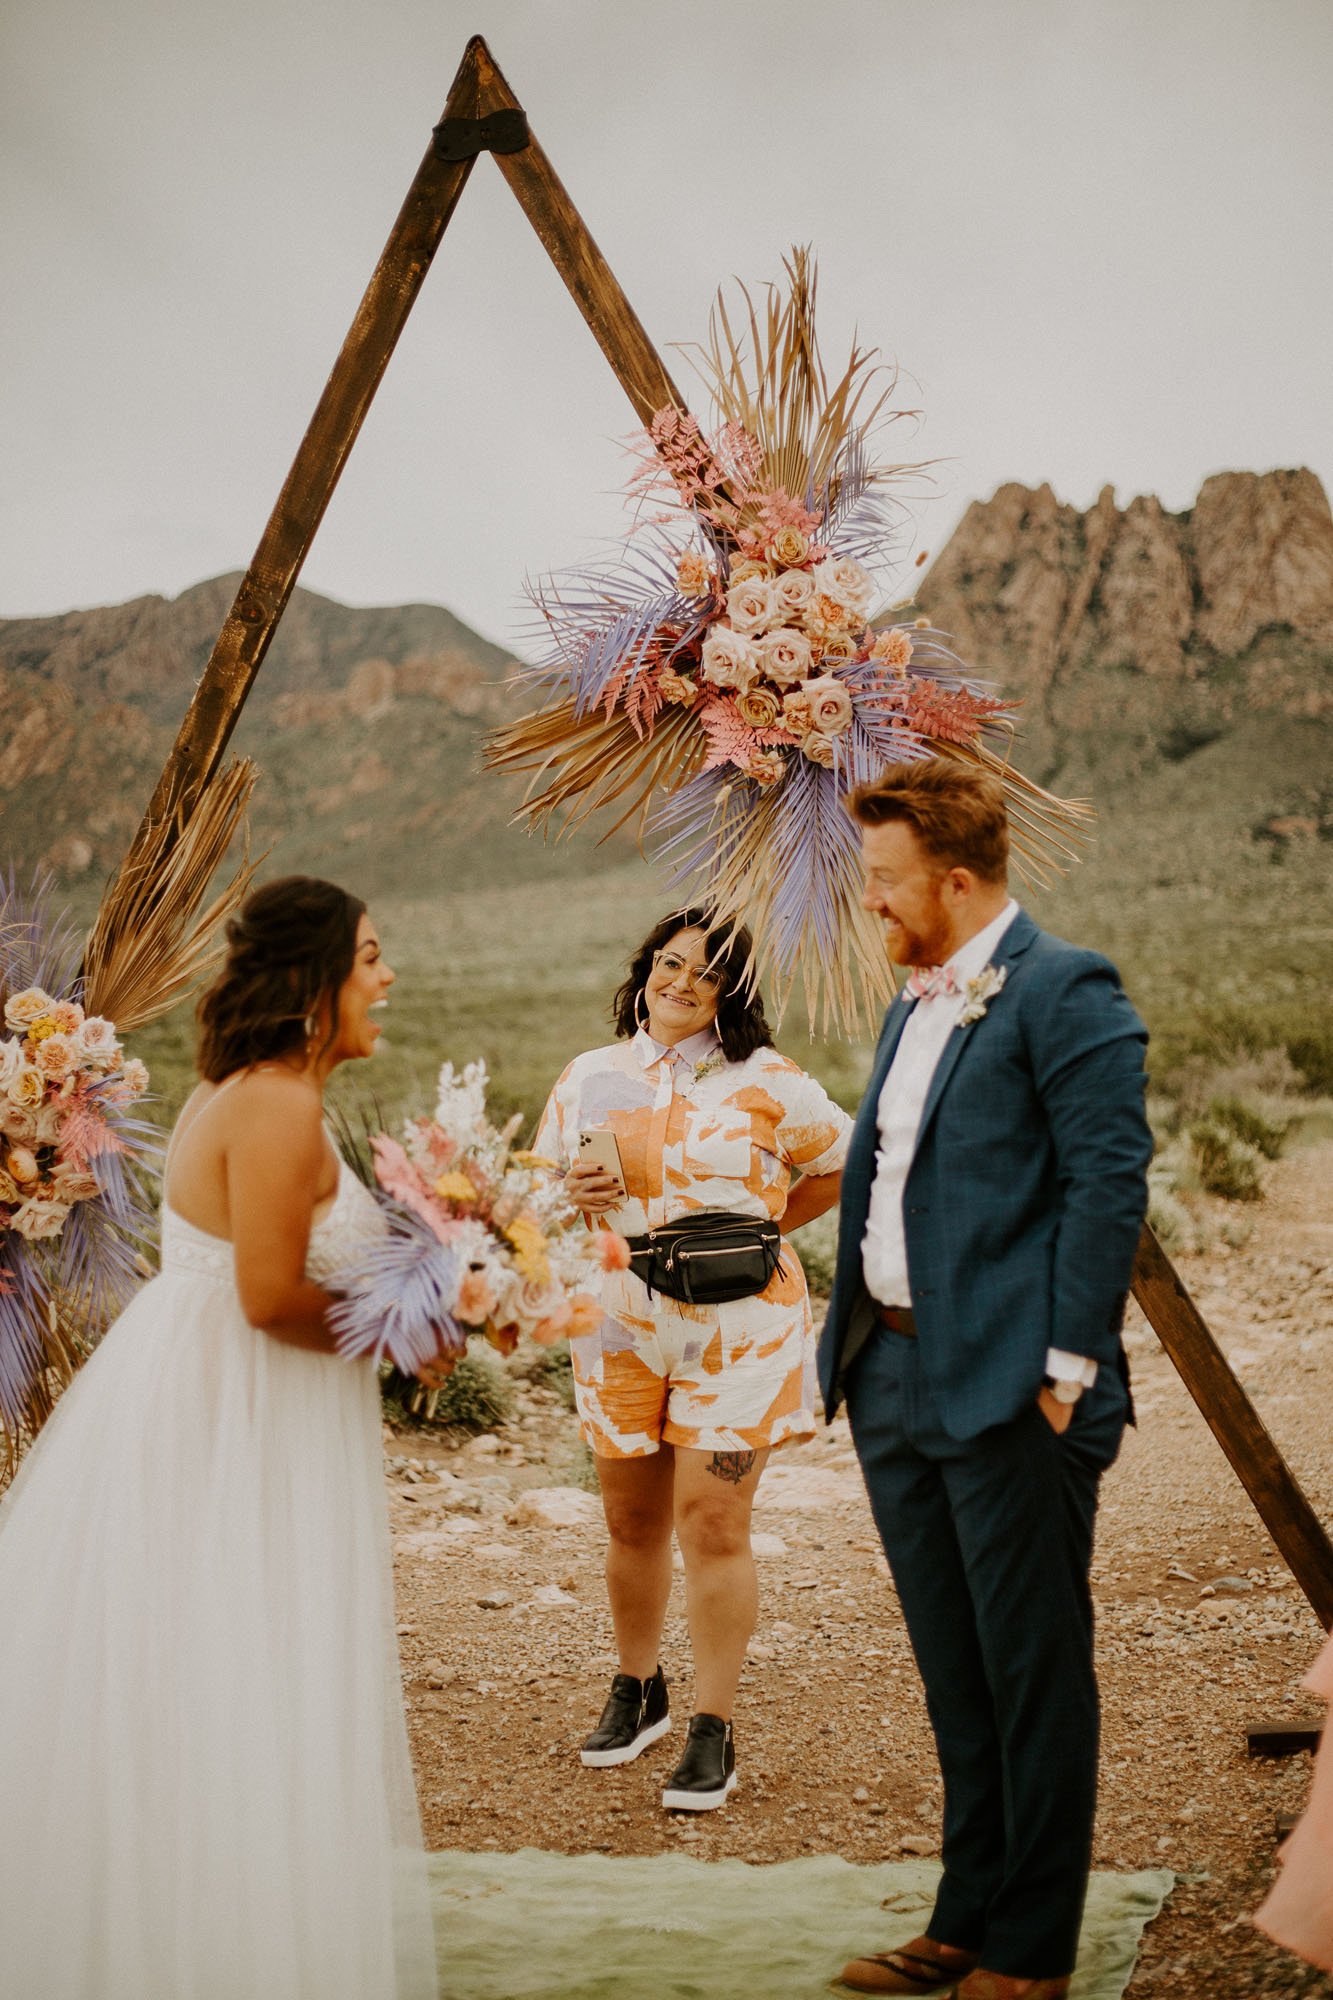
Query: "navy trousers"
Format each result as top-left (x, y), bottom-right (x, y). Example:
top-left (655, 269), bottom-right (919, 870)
top-left (845, 1326), bottom-right (1127, 1979)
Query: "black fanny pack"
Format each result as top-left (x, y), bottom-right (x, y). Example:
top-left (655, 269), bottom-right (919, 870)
top-left (624, 1211), bottom-right (783, 1306)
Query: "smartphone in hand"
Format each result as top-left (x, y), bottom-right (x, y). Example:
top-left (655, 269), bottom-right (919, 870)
top-left (577, 1128), bottom-right (626, 1192)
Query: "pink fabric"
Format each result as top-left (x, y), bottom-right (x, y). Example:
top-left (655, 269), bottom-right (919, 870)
top-left (905, 964), bottom-right (961, 1003)
top-left (1254, 1634), bottom-right (1333, 1969)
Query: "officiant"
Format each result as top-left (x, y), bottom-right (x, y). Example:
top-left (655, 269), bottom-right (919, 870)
top-left (535, 907), bottom-right (850, 1814)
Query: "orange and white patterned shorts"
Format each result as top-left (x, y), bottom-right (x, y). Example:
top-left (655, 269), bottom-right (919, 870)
top-left (568, 1246), bottom-right (817, 1459)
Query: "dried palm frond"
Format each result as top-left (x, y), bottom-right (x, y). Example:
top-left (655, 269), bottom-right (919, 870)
top-left (487, 698), bottom-right (705, 843)
top-left (82, 758), bottom-right (260, 1033)
top-left (678, 246), bottom-right (921, 524)
top-left (948, 740), bottom-right (1096, 885)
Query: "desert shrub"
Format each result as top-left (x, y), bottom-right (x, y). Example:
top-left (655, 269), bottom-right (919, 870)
top-left (431, 1349), bottom-right (516, 1432)
top-left (1159, 1047), bottom-right (1303, 1124)
top-left (792, 1208), bottom-right (840, 1295)
top-left (381, 1350), bottom-right (515, 1433)
top-left (1188, 1120), bottom-right (1265, 1202)
top-left (1206, 1095), bottom-right (1291, 1161)
top-left (1287, 1028), bottom-right (1333, 1097)
top-left (1146, 1173), bottom-right (1194, 1253)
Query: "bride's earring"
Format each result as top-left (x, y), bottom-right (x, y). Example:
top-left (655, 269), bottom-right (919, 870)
top-left (303, 1011), bottom-right (318, 1056)
top-left (634, 988), bottom-right (650, 1031)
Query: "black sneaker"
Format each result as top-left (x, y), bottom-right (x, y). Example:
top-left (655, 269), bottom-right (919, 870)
top-left (661, 1712), bottom-right (736, 1811)
top-left (579, 1667), bottom-right (670, 1768)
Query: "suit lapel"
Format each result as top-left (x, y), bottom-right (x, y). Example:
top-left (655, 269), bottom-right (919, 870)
top-left (913, 908), bottom-right (1039, 1154)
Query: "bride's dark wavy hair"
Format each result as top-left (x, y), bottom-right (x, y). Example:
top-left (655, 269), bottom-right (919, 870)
top-left (612, 907), bottom-right (774, 1064)
top-left (195, 876), bottom-right (366, 1083)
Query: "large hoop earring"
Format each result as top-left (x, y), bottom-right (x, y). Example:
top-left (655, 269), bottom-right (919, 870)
top-left (634, 988), bottom-right (650, 1031)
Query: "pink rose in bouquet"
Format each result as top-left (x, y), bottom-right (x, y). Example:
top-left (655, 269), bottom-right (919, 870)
top-left (700, 626), bottom-right (762, 693)
top-left (758, 627), bottom-right (813, 687)
top-left (804, 675), bottom-right (855, 736)
top-left (771, 568), bottom-right (816, 620)
top-left (725, 576), bottom-right (779, 636)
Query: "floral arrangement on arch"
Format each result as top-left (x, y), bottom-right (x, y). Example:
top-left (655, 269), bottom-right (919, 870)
top-left (0, 876), bottom-right (156, 1475)
top-left (330, 1058), bottom-right (619, 1374)
top-left (487, 251), bottom-right (1087, 1033)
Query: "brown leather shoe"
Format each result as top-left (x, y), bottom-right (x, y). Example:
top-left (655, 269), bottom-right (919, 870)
top-left (945, 1973), bottom-right (1070, 1999)
top-left (836, 1935), bottom-right (980, 1993)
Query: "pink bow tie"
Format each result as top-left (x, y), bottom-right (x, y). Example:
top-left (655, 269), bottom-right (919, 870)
top-left (905, 965), bottom-right (960, 1003)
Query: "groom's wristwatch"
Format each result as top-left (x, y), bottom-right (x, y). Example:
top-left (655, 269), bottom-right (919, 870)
top-left (1042, 1374), bottom-right (1084, 1406)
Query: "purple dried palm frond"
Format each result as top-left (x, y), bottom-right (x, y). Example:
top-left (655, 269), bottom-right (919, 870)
top-left (649, 763), bottom-right (755, 884)
top-left (0, 867), bottom-right (84, 1002)
top-left (0, 1253), bottom-right (53, 1440)
top-left (45, 1188), bottom-right (144, 1343)
top-left (837, 662), bottom-right (936, 767)
top-left (328, 1199), bottom-right (467, 1375)
top-left (896, 624), bottom-right (1000, 692)
top-left (821, 437), bottom-right (907, 573)
top-left (519, 535), bottom-right (704, 711)
top-left (761, 757), bottom-right (863, 975)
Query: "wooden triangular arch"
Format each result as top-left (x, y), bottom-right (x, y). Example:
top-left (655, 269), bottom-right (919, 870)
top-left (96, 34), bottom-right (1333, 1629)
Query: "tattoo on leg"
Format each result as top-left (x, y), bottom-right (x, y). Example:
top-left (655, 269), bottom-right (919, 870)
top-left (707, 1449), bottom-right (756, 1485)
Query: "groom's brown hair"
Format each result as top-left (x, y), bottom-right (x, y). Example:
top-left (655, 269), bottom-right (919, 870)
top-left (848, 758), bottom-right (1010, 882)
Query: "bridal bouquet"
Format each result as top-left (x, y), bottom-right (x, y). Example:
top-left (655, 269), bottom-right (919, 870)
top-left (0, 879), bottom-right (156, 1467)
top-left (330, 1059), bottom-right (614, 1374)
top-left (488, 251), bottom-right (1087, 1032)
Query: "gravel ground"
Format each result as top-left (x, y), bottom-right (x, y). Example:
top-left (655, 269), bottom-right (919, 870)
top-left (391, 1140), bottom-right (1333, 1997)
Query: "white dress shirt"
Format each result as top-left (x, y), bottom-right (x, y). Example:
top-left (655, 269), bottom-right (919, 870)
top-left (861, 900), bottom-right (1097, 1391)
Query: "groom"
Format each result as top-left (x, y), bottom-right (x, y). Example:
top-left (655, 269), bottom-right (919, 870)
top-left (820, 759), bottom-right (1151, 2000)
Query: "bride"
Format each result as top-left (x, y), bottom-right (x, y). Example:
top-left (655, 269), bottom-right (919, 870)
top-left (0, 876), bottom-right (441, 2000)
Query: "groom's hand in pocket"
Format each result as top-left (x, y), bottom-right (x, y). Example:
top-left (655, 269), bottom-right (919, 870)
top-left (1037, 1385), bottom-right (1076, 1435)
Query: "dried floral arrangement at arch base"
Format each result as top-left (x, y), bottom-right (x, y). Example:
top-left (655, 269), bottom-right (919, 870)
top-left (487, 252), bottom-right (1089, 1035)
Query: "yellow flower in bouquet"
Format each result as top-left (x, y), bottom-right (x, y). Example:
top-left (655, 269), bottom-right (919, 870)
top-left (433, 1171), bottom-right (478, 1205)
top-left (503, 1212), bottom-right (551, 1285)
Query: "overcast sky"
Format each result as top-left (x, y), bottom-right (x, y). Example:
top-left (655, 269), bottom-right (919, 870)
top-left (4, 0), bottom-right (1330, 650)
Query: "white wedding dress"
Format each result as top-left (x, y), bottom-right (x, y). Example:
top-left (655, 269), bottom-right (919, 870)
top-left (0, 1156), bottom-right (439, 1999)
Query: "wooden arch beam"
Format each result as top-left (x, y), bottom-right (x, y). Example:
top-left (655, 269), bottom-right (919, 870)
top-left (95, 35), bottom-right (1333, 1631)
top-left (113, 34), bottom-right (689, 855)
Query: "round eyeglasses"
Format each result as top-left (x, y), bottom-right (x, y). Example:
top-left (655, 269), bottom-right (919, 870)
top-left (651, 950), bottom-right (726, 997)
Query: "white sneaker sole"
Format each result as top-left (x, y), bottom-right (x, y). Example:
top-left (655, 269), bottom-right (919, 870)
top-left (661, 1770), bottom-right (738, 1812)
top-left (579, 1712), bottom-right (671, 1768)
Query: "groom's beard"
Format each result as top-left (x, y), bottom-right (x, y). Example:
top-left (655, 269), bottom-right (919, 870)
top-left (881, 889), bottom-right (954, 970)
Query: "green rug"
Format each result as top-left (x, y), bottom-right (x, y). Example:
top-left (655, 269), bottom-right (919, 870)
top-left (428, 1850), bottom-right (1173, 1999)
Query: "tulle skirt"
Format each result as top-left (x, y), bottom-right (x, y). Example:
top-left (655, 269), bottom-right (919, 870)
top-left (1255, 1635), bottom-right (1333, 1971)
top-left (0, 1264), bottom-right (438, 1999)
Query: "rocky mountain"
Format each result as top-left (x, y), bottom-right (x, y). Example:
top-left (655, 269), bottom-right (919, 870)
top-left (917, 468), bottom-right (1333, 798)
top-left (0, 575), bottom-right (618, 899)
top-left (3, 467), bottom-right (1330, 897)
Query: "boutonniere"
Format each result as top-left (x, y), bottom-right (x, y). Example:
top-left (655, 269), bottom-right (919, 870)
top-left (691, 1051), bottom-right (726, 1083)
top-left (957, 964), bottom-right (1007, 1028)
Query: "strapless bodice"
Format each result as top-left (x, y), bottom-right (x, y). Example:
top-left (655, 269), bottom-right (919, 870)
top-left (160, 1159), bottom-right (386, 1288)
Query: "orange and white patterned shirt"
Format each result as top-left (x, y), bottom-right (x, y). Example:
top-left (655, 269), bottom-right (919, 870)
top-left (535, 1027), bottom-right (851, 1235)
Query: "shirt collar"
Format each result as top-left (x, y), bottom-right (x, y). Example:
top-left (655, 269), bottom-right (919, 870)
top-left (943, 899), bottom-right (1020, 984)
top-left (632, 1026), bottom-right (722, 1072)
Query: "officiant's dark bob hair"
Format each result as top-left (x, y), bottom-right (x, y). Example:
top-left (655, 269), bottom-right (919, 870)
top-left (612, 907), bottom-right (774, 1065)
top-left (196, 876), bottom-right (366, 1082)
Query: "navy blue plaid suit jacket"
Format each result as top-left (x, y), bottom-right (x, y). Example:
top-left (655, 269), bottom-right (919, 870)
top-left (817, 908), bottom-right (1152, 1440)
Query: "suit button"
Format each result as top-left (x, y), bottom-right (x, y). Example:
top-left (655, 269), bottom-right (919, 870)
top-left (908, 1205), bottom-right (928, 1215)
